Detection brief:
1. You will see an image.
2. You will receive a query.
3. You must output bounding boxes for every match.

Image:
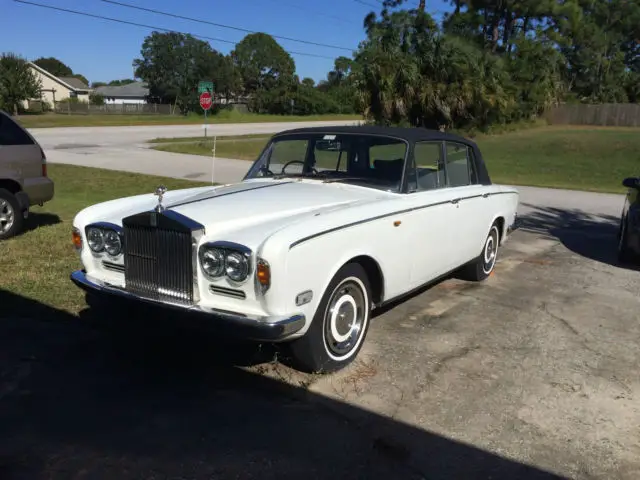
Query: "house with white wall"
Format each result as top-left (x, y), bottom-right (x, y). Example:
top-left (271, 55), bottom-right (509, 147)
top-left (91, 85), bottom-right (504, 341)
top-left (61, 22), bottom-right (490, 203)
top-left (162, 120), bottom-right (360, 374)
top-left (94, 82), bottom-right (149, 104)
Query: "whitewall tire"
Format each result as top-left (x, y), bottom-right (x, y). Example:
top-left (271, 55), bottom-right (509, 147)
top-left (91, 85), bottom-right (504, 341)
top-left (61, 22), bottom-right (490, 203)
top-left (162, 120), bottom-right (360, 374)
top-left (287, 263), bottom-right (372, 373)
top-left (459, 223), bottom-right (500, 281)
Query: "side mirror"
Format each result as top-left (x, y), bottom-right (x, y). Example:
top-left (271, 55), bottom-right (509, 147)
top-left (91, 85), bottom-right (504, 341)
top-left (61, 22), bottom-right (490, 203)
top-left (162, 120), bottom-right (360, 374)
top-left (622, 177), bottom-right (639, 189)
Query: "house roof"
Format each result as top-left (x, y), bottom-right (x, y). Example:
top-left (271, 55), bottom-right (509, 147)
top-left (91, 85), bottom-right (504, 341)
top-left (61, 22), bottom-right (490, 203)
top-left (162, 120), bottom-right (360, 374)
top-left (59, 76), bottom-right (91, 90)
top-left (94, 82), bottom-right (149, 98)
top-left (27, 62), bottom-right (91, 92)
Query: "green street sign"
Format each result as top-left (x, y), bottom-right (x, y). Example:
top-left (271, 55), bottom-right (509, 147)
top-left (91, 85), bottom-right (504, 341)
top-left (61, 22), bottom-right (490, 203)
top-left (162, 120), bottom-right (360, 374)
top-left (198, 81), bottom-right (214, 94)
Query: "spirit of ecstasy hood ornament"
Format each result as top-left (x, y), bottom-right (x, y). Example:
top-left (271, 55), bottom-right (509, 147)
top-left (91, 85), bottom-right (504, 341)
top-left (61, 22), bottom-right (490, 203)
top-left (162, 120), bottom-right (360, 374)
top-left (154, 185), bottom-right (167, 212)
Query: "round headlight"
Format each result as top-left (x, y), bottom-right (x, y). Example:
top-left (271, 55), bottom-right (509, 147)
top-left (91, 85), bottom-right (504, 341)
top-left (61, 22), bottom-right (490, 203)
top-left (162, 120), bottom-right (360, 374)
top-left (201, 248), bottom-right (225, 277)
top-left (104, 229), bottom-right (122, 256)
top-left (86, 227), bottom-right (105, 252)
top-left (225, 251), bottom-right (249, 282)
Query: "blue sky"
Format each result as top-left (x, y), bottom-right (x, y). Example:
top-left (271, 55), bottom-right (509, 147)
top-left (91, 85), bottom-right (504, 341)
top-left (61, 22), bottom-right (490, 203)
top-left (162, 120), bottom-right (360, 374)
top-left (2, 0), bottom-right (450, 85)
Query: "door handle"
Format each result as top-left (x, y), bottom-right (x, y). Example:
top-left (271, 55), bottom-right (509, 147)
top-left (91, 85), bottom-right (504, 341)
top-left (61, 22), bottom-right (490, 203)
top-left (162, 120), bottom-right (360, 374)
top-left (482, 193), bottom-right (490, 198)
top-left (451, 198), bottom-right (460, 204)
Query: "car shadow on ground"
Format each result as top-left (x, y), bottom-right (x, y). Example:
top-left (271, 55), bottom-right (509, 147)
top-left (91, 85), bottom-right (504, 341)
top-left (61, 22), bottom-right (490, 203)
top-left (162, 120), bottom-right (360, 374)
top-left (21, 212), bottom-right (61, 236)
top-left (518, 203), bottom-right (639, 271)
top-left (0, 288), bottom-right (567, 480)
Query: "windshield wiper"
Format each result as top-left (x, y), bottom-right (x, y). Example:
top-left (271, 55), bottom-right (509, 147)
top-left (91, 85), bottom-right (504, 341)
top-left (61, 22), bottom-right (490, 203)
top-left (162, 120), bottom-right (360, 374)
top-left (321, 177), bottom-right (369, 184)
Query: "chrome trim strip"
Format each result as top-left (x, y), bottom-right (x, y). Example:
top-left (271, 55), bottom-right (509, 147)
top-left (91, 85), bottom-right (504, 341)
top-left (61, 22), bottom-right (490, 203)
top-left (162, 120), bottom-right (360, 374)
top-left (191, 229), bottom-right (205, 303)
top-left (484, 191), bottom-right (519, 197)
top-left (289, 190), bottom-right (519, 249)
top-left (70, 270), bottom-right (305, 341)
top-left (102, 261), bottom-right (124, 273)
top-left (202, 241), bottom-right (252, 256)
top-left (160, 209), bottom-right (206, 232)
top-left (87, 221), bottom-right (123, 233)
top-left (166, 181), bottom-right (294, 209)
top-left (209, 285), bottom-right (247, 299)
top-left (289, 199), bottom-right (453, 249)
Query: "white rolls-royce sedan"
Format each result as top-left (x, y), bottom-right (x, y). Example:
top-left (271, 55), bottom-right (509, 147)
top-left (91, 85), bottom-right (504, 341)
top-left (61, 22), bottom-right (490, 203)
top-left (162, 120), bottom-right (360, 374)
top-left (70, 126), bottom-right (519, 373)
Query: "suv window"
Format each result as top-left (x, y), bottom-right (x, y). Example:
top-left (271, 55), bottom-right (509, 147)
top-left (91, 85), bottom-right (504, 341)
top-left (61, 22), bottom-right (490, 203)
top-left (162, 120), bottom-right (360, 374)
top-left (411, 141), bottom-right (445, 192)
top-left (445, 142), bottom-right (476, 187)
top-left (0, 113), bottom-right (34, 146)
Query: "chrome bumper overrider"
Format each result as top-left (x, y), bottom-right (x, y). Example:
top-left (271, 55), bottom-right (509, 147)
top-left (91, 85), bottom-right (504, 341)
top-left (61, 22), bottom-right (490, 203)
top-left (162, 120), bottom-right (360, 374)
top-left (507, 214), bottom-right (520, 235)
top-left (70, 270), bottom-right (305, 341)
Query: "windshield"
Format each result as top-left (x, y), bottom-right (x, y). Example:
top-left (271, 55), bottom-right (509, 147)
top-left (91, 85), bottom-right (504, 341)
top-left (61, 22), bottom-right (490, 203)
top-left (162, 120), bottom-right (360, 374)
top-left (244, 133), bottom-right (408, 192)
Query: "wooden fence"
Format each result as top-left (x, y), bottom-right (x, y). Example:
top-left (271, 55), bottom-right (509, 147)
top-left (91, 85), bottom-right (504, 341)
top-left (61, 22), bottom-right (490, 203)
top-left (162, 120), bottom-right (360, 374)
top-left (53, 102), bottom-right (176, 115)
top-left (545, 103), bottom-right (640, 127)
top-left (52, 98), bottom-right (251, 115)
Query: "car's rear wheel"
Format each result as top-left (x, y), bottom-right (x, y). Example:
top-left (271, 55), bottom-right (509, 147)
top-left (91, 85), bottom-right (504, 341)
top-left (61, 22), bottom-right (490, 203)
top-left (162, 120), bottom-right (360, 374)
top-left (458, 223), bottom-right (500, 282)
top-left (286, 263), bottom-right (372, 373)
top-left (0, 188), bottom-right (23, 240)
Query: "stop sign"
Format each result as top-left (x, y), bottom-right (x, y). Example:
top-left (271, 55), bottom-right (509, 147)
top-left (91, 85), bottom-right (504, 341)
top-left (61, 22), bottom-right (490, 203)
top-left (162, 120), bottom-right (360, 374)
top-left (199, 91), bottom-right (212, 110)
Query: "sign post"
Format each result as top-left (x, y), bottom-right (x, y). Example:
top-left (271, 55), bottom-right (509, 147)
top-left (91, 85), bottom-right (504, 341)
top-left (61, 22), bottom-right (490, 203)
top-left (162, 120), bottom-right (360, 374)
top-left (198, 81), bottom-right (215, 137)
top-left (199, 91), bottom-right (213, 138)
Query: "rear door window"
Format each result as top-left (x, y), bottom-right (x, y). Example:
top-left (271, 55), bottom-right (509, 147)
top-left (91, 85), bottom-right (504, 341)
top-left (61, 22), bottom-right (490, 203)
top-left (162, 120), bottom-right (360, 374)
top-left (0, 113), bottom-right (34, 146)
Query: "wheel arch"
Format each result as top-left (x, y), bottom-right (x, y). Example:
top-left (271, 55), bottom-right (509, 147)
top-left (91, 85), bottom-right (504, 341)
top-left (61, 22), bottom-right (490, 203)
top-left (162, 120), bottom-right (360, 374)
top-left (491, 215), bottom-right (506, 244)
top-left (345, 255), bottom-right (385, 307)
top-left (0, 179), bottom-right (22, 195)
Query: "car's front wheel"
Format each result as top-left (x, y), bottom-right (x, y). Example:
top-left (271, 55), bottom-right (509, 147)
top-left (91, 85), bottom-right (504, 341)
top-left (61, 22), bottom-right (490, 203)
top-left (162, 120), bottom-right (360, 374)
top-left (286, 263), bottom-right (372, 373)
top-left (0, 188), bottom-right (24, 240)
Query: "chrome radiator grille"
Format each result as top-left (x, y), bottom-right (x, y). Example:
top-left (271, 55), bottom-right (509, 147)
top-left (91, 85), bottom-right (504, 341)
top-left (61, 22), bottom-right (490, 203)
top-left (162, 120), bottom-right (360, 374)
top-left (122, 211), bottom-right (200, 304)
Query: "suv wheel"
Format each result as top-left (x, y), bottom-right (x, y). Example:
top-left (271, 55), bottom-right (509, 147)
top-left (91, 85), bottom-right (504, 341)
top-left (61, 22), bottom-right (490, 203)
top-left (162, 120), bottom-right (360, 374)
top-left (0, 188), bottom-right (24, 240)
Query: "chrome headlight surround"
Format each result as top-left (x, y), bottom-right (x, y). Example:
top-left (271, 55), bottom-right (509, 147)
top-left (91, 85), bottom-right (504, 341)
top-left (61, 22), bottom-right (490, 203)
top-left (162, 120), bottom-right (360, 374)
top-left (84, 222), bottom-right (124, 257)
top-left (199, 247), bottom-right (226, 278)
top-left (199, 241), bottom-right (252, 283)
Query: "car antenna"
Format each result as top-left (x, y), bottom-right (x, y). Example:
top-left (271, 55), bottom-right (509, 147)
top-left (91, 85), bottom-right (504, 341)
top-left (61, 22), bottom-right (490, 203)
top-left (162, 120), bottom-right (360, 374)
top-left (211, 135), bottom-right (217, 187)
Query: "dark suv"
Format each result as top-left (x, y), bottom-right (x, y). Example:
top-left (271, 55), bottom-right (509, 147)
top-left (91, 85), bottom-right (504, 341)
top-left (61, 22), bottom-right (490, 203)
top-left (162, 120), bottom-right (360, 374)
top-left (617, 176), bottom-right (640, 263)
top-left (0, 110), bottom-right (54, 239)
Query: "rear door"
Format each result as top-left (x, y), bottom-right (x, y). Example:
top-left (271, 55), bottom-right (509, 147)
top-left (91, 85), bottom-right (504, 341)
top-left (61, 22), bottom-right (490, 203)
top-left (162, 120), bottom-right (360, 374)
top-left (404, 140), bottom-right (462, 286)
top-left (0, 112), bottom-right (41, 182)
top-left (442, 141), bottom-right (493, 261)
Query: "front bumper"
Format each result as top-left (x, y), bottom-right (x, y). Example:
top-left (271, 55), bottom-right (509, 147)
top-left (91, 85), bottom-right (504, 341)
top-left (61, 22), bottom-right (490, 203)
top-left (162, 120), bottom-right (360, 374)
top-left (70, 270), bottom-right (305, 342)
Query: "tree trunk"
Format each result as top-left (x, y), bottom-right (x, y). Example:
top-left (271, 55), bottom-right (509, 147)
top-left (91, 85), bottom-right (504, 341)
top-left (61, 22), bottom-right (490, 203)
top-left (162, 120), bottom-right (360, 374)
top-left (503, 11), bottom-right (513, 48)
top-left (418, 0), bottom-right (425, 10)
top-left (454, 0), bottom-right (460, 14)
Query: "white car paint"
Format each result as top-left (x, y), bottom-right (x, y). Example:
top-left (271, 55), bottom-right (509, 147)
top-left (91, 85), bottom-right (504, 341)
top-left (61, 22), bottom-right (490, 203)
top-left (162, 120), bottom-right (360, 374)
top-left (72, 176), bottom-right (519, 338)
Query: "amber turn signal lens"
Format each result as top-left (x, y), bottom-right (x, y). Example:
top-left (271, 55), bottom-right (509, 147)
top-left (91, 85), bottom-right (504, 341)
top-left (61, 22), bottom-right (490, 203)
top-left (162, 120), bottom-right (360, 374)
top-left (257, 260), bottom-right (270, 286)
top-left (72, 229), bottom-right (82, 250)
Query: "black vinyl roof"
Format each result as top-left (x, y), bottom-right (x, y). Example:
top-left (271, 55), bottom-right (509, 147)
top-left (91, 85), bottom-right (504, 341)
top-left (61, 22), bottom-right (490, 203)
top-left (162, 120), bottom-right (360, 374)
top-left (273, 125), bottom-right (475, 146)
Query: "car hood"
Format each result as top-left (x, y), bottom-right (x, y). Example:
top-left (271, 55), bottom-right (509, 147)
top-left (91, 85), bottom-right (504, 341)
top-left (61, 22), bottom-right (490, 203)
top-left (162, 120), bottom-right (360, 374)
top-left (78, 179), bottom-right (392, 241)
top-left (169, 179), bottom-right (388, 235)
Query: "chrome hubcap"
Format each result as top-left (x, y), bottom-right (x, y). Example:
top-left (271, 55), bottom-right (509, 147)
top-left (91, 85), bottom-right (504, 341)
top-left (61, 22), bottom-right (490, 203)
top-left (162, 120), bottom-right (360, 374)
top-left (483, 228), bottom-right (498, 274)
top-left (323, 279), bottom-right (367, 359)
top-left (0, 199), bottom-right (14, 234)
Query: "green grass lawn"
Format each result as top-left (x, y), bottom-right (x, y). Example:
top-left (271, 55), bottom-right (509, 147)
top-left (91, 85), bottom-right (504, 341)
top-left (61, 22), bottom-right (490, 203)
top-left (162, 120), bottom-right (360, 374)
top-left (1, 164), bottom-right (204, 313)
top-left (15, 111), bottom-right (364, 129)
top-left (151, 126), bottom-right (640, 194)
